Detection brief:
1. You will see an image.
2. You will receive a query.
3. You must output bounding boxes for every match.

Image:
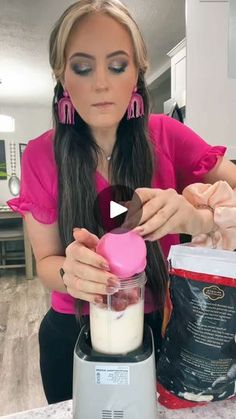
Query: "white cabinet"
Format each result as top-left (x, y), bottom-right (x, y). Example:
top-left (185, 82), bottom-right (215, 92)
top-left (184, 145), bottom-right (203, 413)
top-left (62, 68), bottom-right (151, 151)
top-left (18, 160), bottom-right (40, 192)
top-left (186, 0), bottom-right (236, 158)
top-left (167, 38), bottom-right (186, 108)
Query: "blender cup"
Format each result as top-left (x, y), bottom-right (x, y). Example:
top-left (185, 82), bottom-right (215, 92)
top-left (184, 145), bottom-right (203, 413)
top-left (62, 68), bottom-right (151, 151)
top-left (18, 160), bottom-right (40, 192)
top-left (89, 229), bottom-right (147, 354)
top-left (90, 271), bottom-right (147, 354)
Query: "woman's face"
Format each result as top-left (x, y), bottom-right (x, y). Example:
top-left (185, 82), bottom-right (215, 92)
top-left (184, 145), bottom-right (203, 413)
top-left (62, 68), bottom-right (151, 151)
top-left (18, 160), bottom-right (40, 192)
top-left (63, 13), bottom-right (138, 129)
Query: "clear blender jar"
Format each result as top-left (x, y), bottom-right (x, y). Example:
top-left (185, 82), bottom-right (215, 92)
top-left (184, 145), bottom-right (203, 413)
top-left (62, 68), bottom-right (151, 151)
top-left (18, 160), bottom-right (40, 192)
top-left (90, 271), bottom-right (147, 354)
top-left (89, 229), bottom-right (147, 355)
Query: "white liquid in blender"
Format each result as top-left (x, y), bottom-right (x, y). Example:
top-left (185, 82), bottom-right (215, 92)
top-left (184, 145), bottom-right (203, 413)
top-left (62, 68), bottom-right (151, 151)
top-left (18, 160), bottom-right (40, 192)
top-left (90, 300), bottom-right (144, 354)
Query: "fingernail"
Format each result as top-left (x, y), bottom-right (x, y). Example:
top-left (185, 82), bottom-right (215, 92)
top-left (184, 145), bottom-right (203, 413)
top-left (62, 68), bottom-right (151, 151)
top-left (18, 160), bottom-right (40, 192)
top-left (108, 278), bottom-right (120, 287)
top-left (106, 286), bottom-right (119, 295)
top-left (94, 296), bottom-right (103, 304)
top-left (101, 262), bottom-right (110, 271)
top-left (133, 227), bottom-right (145, 234)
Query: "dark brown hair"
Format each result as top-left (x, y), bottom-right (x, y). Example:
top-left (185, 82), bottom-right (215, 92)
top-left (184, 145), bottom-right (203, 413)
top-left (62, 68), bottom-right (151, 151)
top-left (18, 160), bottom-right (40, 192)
top-left (49, 0), bottom-right (169, 317)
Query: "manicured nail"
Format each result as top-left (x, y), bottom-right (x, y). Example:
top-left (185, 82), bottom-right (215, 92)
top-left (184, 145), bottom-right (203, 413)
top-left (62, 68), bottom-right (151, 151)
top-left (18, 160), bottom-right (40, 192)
top-left (94, 296), bottom-right (103, 304)
top-left (108, 278), bottom-right (120, 287)
top-left (106, 286), bottom-right (119, 295)
top-left (101, 262), bottom-right (110, 271)
top-left (133, 226), bottom-right (145, 234)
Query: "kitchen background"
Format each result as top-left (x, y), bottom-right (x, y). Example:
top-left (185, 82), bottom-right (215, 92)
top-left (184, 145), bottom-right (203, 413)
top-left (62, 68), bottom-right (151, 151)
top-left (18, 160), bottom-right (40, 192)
top-left (0, 0), bottom-right (236, 416)
top-left (1, 0), bottom-right (235, 204)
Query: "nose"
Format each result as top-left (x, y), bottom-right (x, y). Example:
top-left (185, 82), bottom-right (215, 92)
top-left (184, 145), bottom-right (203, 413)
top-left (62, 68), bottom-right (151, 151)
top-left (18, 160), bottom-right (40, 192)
top-left (93, 65), bottom-right (109, 91)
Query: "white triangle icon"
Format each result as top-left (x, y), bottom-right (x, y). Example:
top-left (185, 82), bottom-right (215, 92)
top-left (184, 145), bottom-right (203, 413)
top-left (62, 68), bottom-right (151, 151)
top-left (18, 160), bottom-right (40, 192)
top-left (110, 201), bottom-right (128, 219)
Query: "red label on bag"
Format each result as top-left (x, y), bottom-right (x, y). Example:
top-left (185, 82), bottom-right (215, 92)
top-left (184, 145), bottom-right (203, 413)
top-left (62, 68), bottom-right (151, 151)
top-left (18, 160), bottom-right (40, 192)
top-left (157, 268), bottom-right (236, 409)
top-left (169, 268), bottom-right (236, 287)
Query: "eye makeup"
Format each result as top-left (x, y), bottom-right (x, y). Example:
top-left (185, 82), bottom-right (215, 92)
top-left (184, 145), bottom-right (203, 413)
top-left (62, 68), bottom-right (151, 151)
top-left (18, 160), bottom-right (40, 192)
top-left (71, 63), bottom-right (92, 75)
top-left (70, 60), bottom-right (129, 76)
top-left (108, 60), bottom-right (128, 73)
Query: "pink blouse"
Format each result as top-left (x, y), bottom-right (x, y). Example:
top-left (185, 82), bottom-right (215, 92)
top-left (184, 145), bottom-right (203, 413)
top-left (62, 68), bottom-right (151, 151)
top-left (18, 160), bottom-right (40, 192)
top-left (7, 114), bottom-right (226, 314)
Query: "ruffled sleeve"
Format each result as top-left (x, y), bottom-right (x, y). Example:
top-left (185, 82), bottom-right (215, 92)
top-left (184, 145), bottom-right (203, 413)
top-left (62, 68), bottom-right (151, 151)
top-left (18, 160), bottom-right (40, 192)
top-left (192, 145), bottom-right (226, 177)
top-left (152, 115), bottom-right (227, 193)
top-left (7, 130), bottom-right (58, 224)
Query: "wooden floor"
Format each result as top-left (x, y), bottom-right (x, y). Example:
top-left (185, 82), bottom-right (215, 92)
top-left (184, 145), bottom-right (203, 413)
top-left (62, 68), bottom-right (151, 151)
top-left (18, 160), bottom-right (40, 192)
top-left (0, 269), bottom-right (50, 416)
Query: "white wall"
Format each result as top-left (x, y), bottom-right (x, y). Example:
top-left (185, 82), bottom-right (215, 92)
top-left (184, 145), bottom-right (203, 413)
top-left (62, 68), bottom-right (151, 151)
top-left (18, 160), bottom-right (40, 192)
top-left (186, 0), bottom-right (236, 159)
top-left (0, 106), bottom-right (52, 204)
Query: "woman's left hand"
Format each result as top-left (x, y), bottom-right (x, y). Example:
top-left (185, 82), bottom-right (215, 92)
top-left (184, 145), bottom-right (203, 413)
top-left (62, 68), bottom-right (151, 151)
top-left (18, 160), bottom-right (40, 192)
top-left (122, 188), bottom-right (213, 241)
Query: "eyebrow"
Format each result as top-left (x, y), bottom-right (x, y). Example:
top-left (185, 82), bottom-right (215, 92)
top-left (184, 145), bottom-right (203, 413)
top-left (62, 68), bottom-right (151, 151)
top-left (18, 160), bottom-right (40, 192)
top-left (69, 50), bottom-right (130, 60)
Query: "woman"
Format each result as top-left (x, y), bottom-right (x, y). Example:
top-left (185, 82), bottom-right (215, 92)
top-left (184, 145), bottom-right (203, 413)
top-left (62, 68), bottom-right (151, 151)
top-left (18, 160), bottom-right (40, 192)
top-left (8, 0), bottom-right (236, 404)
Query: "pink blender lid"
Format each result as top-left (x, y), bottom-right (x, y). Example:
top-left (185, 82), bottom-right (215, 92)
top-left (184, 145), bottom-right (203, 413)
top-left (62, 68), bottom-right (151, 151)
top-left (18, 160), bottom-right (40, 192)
top-left (96, 229), bottom-right (147, 278)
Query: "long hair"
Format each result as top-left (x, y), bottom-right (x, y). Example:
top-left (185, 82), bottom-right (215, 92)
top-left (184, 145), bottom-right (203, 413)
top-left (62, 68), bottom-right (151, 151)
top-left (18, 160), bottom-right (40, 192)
top-left (49, 0), bottom-right (169, 314)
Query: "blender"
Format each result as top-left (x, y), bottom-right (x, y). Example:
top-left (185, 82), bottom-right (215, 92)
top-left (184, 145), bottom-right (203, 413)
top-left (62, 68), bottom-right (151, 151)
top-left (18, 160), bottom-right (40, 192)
top-left (73, 229), bottom-right (157, 419)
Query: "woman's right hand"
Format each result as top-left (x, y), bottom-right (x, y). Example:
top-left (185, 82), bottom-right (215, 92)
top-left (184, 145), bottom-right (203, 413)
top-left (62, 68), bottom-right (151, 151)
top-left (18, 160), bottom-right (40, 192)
top-left (61, 228), bottom-right (120, 304)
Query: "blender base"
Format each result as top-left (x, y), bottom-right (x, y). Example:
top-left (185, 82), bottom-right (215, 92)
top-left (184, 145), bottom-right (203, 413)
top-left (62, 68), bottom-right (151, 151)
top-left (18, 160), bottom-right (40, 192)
top-left (73, 323), bottom-right (157, 419)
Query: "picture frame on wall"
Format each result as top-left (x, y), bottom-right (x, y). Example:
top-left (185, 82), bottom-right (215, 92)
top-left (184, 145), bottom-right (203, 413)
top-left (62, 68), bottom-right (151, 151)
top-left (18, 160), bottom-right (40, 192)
top-left (0, 139), bottom-right (7, 180)
top-left (19, 143), bottom-right (27, 163)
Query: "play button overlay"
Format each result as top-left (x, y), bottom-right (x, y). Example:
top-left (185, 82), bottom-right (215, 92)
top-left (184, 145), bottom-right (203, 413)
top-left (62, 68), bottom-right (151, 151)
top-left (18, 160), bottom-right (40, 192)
top-left (110, 201), bottom-right (128, 219)
top-left (93, 184), bottom-right (143, 233)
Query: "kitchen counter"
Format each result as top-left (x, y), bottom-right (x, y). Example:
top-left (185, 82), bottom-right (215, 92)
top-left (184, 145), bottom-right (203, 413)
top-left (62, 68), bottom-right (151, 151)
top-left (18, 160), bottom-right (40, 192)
top-left (1, 398), bottom-right (235, 419)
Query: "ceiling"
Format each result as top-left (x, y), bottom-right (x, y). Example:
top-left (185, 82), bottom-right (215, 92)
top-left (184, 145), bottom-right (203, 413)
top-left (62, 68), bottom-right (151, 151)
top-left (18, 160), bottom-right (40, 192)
top-left (0, 0), bottom-right (186, 107)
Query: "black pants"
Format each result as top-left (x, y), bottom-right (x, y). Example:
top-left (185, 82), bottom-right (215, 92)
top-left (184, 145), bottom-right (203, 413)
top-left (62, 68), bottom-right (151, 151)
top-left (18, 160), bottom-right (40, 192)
top-left (38, 307), bottom-right (163, 404)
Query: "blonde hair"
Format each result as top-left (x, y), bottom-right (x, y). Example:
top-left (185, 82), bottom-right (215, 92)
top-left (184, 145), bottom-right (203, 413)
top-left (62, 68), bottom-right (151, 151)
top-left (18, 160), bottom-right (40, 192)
top-left (49, 0), bottom-right (148, 82)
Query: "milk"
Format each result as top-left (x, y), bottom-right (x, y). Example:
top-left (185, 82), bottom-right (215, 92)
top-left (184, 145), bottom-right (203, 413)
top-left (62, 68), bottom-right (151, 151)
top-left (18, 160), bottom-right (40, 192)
top-left (90, 299), bottom-right (144, 354)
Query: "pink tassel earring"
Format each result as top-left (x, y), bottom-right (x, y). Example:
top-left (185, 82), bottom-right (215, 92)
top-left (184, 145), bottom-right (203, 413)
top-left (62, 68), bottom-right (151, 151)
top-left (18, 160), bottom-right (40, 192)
top-left (58, 90), bottom-right (75, 125)
top-left (127, 87), bottom-right (144, 120)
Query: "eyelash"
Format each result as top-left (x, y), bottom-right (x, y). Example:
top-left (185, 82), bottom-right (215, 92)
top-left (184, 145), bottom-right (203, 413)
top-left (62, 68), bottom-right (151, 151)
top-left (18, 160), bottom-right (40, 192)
top-left (71, 64), bottom-right (128, 76)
